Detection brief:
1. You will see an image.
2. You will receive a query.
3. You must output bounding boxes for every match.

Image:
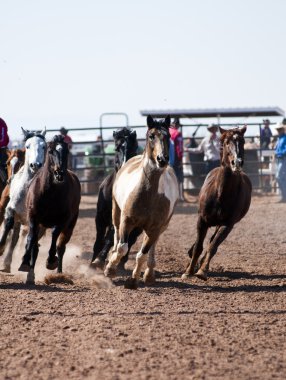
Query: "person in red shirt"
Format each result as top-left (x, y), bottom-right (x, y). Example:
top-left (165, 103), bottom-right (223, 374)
top-left (169, 118), bottom-right (184, 201)
top-left (0, 118), bottom-right (10, 182)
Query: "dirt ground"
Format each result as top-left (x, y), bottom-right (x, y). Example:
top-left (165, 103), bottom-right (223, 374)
top-left (0, 194), bottom-right (286, 380)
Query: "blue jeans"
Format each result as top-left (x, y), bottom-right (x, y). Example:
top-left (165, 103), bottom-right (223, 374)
top-left (276, 157), bottom-right (286, 200)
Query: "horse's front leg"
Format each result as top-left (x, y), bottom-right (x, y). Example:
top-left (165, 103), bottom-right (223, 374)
top-left (125, 233), bottom-right (157, 290)
top-left (1, 221), bottom-right (21, 273)
top-left (46, 226), bottom-right (62, 270)
top-left (19, 220), bottom-right (39, 274)
top-left (196, 225), bottom-right (232, 281)
top-left (104, 214), bottom-right (132, 278)
top-left (182, 216), bottom-right (208, 280)
top-left (0, 208), bottom-right (15, 256)
top-left (143, 240), bottom-right (158, 286)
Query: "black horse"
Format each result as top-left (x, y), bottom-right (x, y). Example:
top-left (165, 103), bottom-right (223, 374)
top-left (91, 127), bottom-right (141, 268)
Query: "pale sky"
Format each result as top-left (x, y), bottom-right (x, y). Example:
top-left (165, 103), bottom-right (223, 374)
top-left (1, 0), bottom-right (286, 140)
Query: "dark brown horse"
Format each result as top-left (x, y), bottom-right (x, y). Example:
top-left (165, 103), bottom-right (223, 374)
top-left (18, 135), bottom-right (81, 283)
top-left (182, 126), bottom-right (252, 281)
top-left (0, 148), bottom-right (25, 226)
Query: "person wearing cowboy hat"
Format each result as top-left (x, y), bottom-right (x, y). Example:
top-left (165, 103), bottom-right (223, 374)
top-left (184, 123), bottom-right (220, 174)
top-left (260, 119), bottom-right (272, 149)
top-left (274, 122), bottom-right (286, 202)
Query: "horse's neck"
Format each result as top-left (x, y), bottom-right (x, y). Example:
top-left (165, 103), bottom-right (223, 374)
top-left (217, 166), bottom-right (241, 198)
top-left (141, 153), bottom-right (163, 188)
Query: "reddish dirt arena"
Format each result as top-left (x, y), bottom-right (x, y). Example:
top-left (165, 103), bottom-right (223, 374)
top-left (0, 195), bottom-right (285, 380)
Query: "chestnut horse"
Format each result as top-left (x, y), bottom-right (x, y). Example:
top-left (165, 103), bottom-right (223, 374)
top-left (182, 126), bottom-right (252, 281)
top-left (0, 148), bottom-right (26, 226)
top-left (18, 135), bottom-right (81, 283)
top-left (91, 127), bottom-right (141, 268)
top-left (104, 115), bottom-right (179, 289)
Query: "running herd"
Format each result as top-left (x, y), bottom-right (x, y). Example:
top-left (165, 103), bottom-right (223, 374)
top-left (0, 116), bottom-right (251, 288)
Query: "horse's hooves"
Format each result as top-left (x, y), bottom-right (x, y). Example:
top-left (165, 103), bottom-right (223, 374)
top-left (18, 263), bottom-right (31, 272)
top-left (46, 257), bottom-right (58, 270)
top-left (143, 274), bottom-right (156, 286)
top-left (90, 258), bottom-right (105, 270)
top-left (181, 273), bottom-right (192, 280)
top-left (124, 277), bottom-right (138, 290)
top-left (104, 266), bottom-right (117, 278)
top-left (195, 269), bottom-right (208, 281)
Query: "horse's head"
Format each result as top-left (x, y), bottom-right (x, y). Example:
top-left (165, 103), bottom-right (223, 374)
top-left (6, 149), bottom-right (26, 180)
top-left (22, 127), bottom-right (47, 174)
top-left (48, 135), bottom-right (69, 182)
top-left (113, 127), bottom-right (138, 171)
top-left (146, 115), bottom-right (170, 169)
top-left (219, 125), bottom-right (247, 172)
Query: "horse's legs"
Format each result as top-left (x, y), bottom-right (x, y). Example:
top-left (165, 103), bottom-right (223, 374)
top-left (92, 213), bottom-right (109, 263)
top-left (46, 226), bottom-right (62, 270)
top-left (119, 227), bottom-right (142, 268)
top-left (0, 208), bottom-right (15, 256)
top-left (143, 240), bottom-right (157, 285)
top-left (104, 213), bottom-right (133, 277)
top-left (56, 214), bottom-right (78, 273)
top-left (182, 216), bottom-right (208, 279)
top-left (0, 189), bottom-right (9, 226)
top-left (125, 233), bottom-right (157, 290)
top-left (19, 221), bottom-right (39, 273)
top-left (196, 225), bottom-right (233, 281)
top-left (1, 221), bottom-right (21, 273)
top-left (96, 225), bottom-right (114, 267)
top-left (26, 239), bottom-right (39, 284)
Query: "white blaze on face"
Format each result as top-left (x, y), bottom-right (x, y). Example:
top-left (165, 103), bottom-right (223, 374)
top-left (26, 136), bottom-right (46, 170)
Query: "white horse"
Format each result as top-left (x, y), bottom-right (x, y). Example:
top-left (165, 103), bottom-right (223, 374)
top-left (104, 115), bottom-right (179, 289)
top-left (0, 128), bottom-right (46, 281)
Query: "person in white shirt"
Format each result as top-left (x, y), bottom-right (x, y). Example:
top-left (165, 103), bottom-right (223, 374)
top-left (185, 124), bottom-right (221, 174)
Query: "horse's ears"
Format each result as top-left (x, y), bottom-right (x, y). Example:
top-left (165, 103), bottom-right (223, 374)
top-left (165, 115), bottom-right (171, 127)
top-left (41, 126), bottom-right (47, 136)
top-left (147, 115), bottom-right (154, 129)
top-left (240, 125), bottom-right (247, 135)
top-left (219, 127), bottom-right (227, 135)
top-left (131, 130), bottom-right (137, 138)
top-left (21, 127), bottom-right (28, 138)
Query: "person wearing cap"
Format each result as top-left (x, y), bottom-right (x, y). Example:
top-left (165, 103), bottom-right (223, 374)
top-left (169, 118), bottom-right (184, 201)
top-left (184, 124), bottom-right (220, 174)
top-left (59, 127), bottom-right (73, 168)
top-left (0, 118), bottom-right (10, 181)
top-left (260, 119), bottom-right (272, 149)
top-left (274, 123), bottom-right (286, 202)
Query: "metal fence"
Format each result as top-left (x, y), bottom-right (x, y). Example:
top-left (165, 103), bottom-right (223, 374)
top-left (47, 122), bottom-right (279, 195)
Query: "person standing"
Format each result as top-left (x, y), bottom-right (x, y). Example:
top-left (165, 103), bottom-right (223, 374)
top-left (274, 123), bottom-right (286, 202)
top-left (260, 119), bottom-right (272, 149)
top-left (169, 118), bottom-right (184, 201)
top-left (60, 127), bottom-right (73, 168)
top-left (184, 124), bottom-right (220, 174)
top-left (0, 118), bottom-right (10, 180)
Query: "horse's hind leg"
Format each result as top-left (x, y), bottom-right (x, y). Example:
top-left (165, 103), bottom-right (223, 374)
top-left (1, 221), bottom-right (21, 273)
top-left (182, 216), bottom-right (208, 279)
top-left (196, 225), bottom-right (232, 281)
top-left (56, 214), bottom-right (78, 273)
top-left (46, 226), bottom-right (62, 270)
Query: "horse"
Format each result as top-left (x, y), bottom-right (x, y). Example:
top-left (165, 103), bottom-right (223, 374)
top-left (0, 148), bottom-right (26, 226)
top-left (104, 115), bottom-right (179, 289)
top-left (0, 129), bottom-right (47, 275)
top-left (182, 125), bottom-right (252, 281)
top-left (91, 127), bottom-right (141, 268)
top-left (0, 147), bottom-right (10, 197)
top-left (18, 135), bottom-right (81, 283)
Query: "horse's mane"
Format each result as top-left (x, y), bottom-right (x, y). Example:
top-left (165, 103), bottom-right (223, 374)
top-left (23, 131), bottom-right (46, 142)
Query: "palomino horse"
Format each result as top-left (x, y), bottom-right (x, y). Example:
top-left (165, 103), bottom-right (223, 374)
top-left (91, 127), bottom-right (141, 268)
top-left (0, 129), bottom-right (46, 276)
top-left (18, 135), bottom-right (81, 282)
top-left (0, 148), bottom-right (26, 226)
top-left (182, 126), bottom-right (252, 281)
top-left (104, 115), bottom-right (179, 289)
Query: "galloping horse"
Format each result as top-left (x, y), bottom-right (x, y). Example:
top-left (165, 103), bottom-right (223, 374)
top-left (0, 148), bottom-right (26, 226)
top-left (91, 127), bottom-right (140, 268)
top-left (18, 135), bottom-right (81, 282)
top-left (182, 126), bottom-right (252, 281)
top-left (104, 115), bottom-right (179, 289)
top-left (0, 129), bottom-right (46, 276)
top-left (0, 147), bottom-right (10, 197)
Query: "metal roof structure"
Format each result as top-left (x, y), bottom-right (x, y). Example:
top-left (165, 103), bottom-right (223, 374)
top-left (140, 106), bottom-right (285, 119)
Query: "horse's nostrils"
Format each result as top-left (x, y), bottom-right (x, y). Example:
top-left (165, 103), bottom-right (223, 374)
top-left (30, 163), bottom-right (42, 171)
top-left (157, 156), bottom-right (168, 168)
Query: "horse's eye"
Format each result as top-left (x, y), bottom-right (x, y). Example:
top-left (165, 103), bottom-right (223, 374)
top-left (149, 134), bottom-right (155, 141)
